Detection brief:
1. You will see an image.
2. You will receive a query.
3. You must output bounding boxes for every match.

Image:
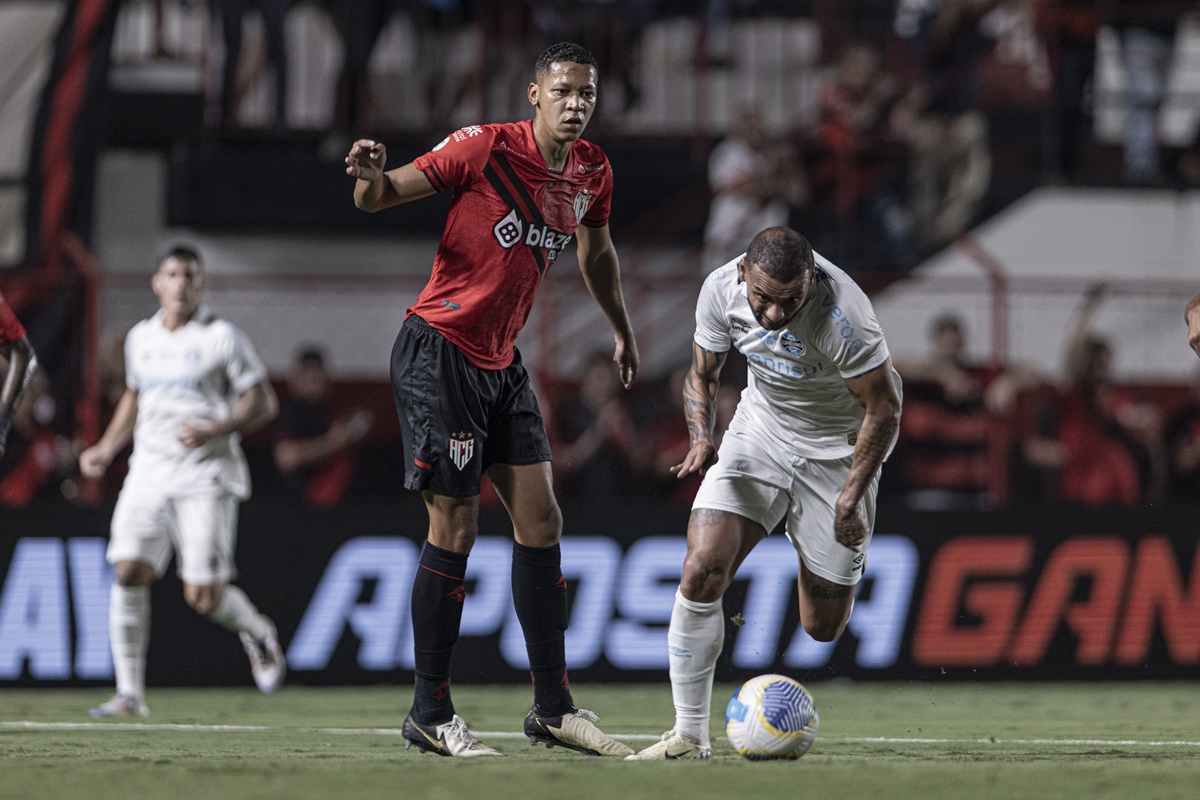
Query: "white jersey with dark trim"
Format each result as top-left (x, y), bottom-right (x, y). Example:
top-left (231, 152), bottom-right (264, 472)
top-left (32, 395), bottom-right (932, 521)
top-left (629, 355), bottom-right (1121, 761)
top-left (693, 252), bottom-right (901, 459)
top-left (123, 307), bottom-right (268, 499)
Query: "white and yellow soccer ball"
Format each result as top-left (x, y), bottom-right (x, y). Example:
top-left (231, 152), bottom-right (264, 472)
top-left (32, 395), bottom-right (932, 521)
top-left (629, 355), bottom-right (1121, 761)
top-left (724, 674), bottom-right (819, 760)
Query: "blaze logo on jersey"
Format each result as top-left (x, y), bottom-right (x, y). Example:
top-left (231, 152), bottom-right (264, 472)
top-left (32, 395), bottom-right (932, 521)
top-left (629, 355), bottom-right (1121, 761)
top-left (494, 209), bottom-right (523, 248)
top-left (492, 208), bottom-right (572, 263)
top-left (573, 191), bottom-right (593, 223)
top-left (449, 431), bottom-right (475, 471)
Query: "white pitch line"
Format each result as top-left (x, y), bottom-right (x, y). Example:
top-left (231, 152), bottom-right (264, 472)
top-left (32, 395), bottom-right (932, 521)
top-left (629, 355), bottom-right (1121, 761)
top-left (5, 722), bottom-right (1200, 747)
top-left (0, 721), bottom-right (658, 741)
top-left (845, 736), bottom-right (1200, 747)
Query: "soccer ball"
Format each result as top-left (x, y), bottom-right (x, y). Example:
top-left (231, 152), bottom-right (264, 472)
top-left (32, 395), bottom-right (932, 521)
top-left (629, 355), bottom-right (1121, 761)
top-left (724, 674), bottom-right (819, 760)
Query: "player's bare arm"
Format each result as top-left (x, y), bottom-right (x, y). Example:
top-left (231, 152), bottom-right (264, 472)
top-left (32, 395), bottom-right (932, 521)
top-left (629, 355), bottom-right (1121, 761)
top-left (179, 380), bottom-right (279, 449)
top-left (347, 140), bottom-right (437, 212)
top-left (575, 223), bottom-right (639, 388)
top-left (79, 388), bottom-right (139, 479)
top-left (835, 359), bottom-right (902, 549)
top-left (672, 341), bottom-right (728, 478)
top-left (1186, 293), bottom-right (1200, 358)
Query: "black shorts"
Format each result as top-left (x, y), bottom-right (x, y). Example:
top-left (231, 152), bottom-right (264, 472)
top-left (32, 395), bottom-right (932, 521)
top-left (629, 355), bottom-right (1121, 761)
top-left (390, 314), bottom-right (552, 497)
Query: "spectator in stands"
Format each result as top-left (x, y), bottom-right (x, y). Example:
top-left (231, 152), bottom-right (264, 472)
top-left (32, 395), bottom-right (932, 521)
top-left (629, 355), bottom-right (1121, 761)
top-left (703, 108), bottom-right (809, 271)
top-left (892, 313), bottom-right (992, 508)
top-left (0, 372), bottom-right (78, 507)
top-left (0, 289), bottom-right (36, 462)
top-left (892, 0), bottom-right (1000, 251)
top-left (540, 0), bottom-right (652, 115)
top-left (1102, 1), bottom-right (1195, 185)
top-left (273, 345), bottom-right (373, 507)
top-left (810, 43), bottom-right (913, 271)
top-left (1035, 0), bottom-right (1100, 182)
top-left (1165, 367), bottom-right (1200, 500)
top-left (325, 0), bottom-right (392, 131)
top-left (555, 349), bottom-right (638, 497)
top-left (213, 0), bottom-right (289, 128)
top-left (1021, 282), bottom-right (1166, 505)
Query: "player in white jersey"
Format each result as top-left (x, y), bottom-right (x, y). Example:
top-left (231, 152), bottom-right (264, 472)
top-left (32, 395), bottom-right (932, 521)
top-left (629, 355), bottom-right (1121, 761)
top-left (79, 245), bottom-right (285, 717)
top-left (628, 227), bottom-right (902, 760)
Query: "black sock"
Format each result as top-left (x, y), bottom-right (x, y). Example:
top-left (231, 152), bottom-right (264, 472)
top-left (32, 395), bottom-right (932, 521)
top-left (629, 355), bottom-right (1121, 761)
top-left (512, 542), bottom-right (573, 715)
top-left (411, 541), bottom-right (468, 724)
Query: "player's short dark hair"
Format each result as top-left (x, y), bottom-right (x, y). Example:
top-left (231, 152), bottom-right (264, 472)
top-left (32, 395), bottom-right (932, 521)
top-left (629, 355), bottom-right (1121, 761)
top-left (158, 243), bottom-right (202, 269)
top-left (535, 42), bottom-right (598, 80)
top-left (931, 313), bottom-right (963, 337)
top-left (295, 345), bottom-right (326, 369)
top-left (744, 227), bottom-right (815, 283)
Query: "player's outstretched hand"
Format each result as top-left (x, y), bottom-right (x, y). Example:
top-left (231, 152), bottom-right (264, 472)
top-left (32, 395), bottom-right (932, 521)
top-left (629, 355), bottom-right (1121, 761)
top-left (345, 140), bottom-right (386, 182)
top-left (671, 440), bottom-right (716, 479)
top-left (614, 334), bottom-right (639, 389)
top-left (79, 445), bottom-right (113, 480)
top-left (178, 423), bottom-right (218, 449)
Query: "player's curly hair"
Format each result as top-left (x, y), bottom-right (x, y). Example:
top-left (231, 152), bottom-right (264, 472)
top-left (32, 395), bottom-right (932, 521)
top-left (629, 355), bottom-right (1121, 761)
top-left (535, 42), bottom-right (598, 80)
top-left (745, 227), bottom-right (815, 283)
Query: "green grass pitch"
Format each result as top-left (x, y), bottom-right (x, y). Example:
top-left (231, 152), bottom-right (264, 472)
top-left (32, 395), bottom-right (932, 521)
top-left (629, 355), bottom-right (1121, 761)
top-left (2, 683), bottom-right (1198, 800)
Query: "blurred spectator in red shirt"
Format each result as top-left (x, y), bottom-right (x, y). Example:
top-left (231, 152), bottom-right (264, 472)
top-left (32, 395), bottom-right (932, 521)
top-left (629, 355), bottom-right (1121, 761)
top-left (811, 44), bottom-right (913, 270)
top-left (1035, 0), bottom-right (1100, 182)
top-left (554, 349), bottom-right (638, 497)
top-left (273, 346), bottom-right (373, 507)
top-left (1022, 283), bottom-right (1166, 505)
top-left (1165, 368), bottom-right (1200, 500)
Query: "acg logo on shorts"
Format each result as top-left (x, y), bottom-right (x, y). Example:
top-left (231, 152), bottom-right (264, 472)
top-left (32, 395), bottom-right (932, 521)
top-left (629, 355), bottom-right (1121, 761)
top-left (449, 431), bottom-right (476, 471)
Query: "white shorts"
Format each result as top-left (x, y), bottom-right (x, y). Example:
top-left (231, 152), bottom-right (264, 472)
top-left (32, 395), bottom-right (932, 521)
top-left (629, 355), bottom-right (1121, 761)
top-left (108, 489), bottom-right (240, 585)
top-left (692, 427), bottom-right (878, 585)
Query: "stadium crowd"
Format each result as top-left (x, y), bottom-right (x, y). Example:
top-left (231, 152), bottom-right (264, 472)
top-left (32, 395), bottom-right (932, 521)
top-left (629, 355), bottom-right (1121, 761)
top-left (3, 0), bottom-right (1200, 511)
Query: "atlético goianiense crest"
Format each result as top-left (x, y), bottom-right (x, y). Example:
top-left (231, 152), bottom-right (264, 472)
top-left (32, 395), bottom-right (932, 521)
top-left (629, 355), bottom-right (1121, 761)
top-left (573, 190), bottom-right (593, 223)
top-left (449, 431), bottom-right (475, 471)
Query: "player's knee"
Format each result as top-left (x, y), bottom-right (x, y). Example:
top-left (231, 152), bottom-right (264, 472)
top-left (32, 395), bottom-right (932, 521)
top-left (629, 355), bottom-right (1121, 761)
top-left (185, 584), bottom-right (223, 616)
top-left (114, 561), bottom-right (154, 587)
top-left (680, 555), bottom-right (733, 602)
top-left (514, 501), bottom-right (562, 548)
top-left (801, 616), bottom-right (847, 643)
top-left (532, 502), bottom-right (563, 543)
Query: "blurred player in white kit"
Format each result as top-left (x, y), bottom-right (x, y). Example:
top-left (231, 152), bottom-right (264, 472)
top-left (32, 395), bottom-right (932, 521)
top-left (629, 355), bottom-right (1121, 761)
top-left (79, 245), bottom-right (285, 716)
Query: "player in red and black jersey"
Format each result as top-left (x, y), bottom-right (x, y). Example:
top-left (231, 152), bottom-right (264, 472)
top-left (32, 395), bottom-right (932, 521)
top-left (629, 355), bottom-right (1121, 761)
top-left (345, 42), bottom-right (638, 758)
top-left (0, 290), bottom-right (36, 461)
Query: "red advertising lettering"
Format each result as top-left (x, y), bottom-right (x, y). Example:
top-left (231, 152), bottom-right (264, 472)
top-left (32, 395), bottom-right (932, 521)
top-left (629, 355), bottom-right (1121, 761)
top-left (1008, 537), bottom-right (1128, 666)
top-left (1114, 537), bottom-right (1200, 665)
top-left (913, 537), bottom-right (1032, 666)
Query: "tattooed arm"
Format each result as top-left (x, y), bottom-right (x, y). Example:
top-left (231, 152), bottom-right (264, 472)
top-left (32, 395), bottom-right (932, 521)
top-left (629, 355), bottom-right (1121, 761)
top-left (835, 358), bottom-right (902, 549)
top-left (670, 341), bottom-right (728, 478)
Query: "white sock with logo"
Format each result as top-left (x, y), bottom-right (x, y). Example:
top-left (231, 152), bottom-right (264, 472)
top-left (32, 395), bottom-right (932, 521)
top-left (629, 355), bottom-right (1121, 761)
top-left (207, 585), bottom-right (271, 640)
top-left (668, 589), bottom-right (724, 745)
top-left (110, 585), bottom-right (149, 700)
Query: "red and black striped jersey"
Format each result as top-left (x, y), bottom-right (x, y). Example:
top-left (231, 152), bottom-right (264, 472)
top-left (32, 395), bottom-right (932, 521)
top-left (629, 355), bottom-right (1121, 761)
top-left (409, 120), bottom-right (613, 369)
top-left (0, 291), bottom-right (27, 344)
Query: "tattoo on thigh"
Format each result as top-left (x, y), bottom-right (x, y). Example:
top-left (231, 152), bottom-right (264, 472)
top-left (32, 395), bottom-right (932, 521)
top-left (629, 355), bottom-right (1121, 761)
top-left (690, 508), bottom-right (735, 528)
top-left (808, 577), bottom-right (852, 599)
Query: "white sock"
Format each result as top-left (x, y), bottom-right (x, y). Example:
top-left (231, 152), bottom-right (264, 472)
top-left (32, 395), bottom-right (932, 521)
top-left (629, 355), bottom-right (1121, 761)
top-left (207, 585), bottom-right (271, 640)
top-left (668, 589), bottom-right (724, 745)
top-left (110, 585), bottom-right (149, 700)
